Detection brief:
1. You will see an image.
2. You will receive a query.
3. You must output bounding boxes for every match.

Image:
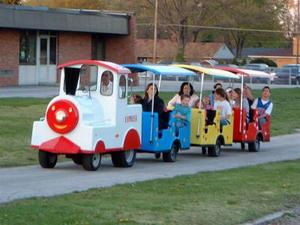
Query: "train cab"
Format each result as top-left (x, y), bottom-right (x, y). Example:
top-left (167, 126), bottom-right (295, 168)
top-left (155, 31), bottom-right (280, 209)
top-left (31, 60), bottom-right (142, 171)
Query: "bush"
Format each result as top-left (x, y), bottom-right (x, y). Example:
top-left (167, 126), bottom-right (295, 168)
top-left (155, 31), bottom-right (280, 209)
top-left (250, 58), bottom-right (278, 67)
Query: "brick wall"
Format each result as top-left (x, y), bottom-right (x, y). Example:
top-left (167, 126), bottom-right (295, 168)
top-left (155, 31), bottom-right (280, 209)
top-left (0, 30), bottom-right (19, 86)
top-left (105, 15), bottom-right (137, 64)
top-left (58, 32), bottom-right (92, 64)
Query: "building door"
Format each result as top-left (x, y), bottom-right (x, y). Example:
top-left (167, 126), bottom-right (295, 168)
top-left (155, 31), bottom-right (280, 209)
top-left (37, 33), bottom-right (57, 84)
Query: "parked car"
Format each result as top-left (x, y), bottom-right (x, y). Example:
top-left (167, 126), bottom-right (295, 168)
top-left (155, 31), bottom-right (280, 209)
top-left (242, 63), bottom-right (272, 83)
top-left (274, 64), bottom-right (300, 85)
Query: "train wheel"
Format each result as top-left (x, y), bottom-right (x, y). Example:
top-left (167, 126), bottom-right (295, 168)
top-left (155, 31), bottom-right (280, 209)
top-left (38, 150), bottom-right (57, 168)
top-left (155, 153), bottom-right (161, 159)
top-left (248, 135), bottom-right (261, 152)
top-left (111, 149), bottom-right (136, 167)
top-left (208, 139), bottom-right (221, 157)
top-left (82, 153), bottom-right (101, 171)
top-left (163, 143), bottom-right (179, 162)
top-left (72, 154), bottom-right (83, 165)
top-left (241, 143), bottom-right (245, 150)
top-left (202, 147), bottom-right (207, 155)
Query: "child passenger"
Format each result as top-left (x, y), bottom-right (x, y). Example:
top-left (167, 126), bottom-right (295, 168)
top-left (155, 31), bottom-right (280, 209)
top-left (214, 88), bottom-right (232, 126)
top-left (130, 94), bottom-right (143, 104)
top-left (173, 94), bottom-right (191, 128)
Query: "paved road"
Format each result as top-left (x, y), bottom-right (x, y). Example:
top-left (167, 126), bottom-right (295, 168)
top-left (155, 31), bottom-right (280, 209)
top-left (0, 82), bottom-right (296, 98)
top-left (0, 133), bottom-right (300, 204)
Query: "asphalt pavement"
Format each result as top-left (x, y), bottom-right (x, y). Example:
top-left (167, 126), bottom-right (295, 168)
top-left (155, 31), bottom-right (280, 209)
top-left (0, 132), bottom-right (299, 204)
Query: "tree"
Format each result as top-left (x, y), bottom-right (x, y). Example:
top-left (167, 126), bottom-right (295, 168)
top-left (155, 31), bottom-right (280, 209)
top-left (0, 0), bottom-right (22, 4)
top-left (218, 0), bottom-right (289, 58)
top-left (145, 0), bottom-right (220, 61)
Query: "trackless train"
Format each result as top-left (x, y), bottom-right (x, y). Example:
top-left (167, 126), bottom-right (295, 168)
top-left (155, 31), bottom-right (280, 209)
top-left (31, 60), bottom-right (271, 171)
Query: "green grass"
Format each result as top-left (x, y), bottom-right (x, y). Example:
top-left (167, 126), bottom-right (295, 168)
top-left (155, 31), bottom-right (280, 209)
top-left (1, 160), bottom-right (300, 225)
top-left (0, 88), bottom-right (299, 167)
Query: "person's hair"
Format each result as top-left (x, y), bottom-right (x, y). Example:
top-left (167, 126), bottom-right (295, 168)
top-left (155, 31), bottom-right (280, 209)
top-left (214, 82), bottom-right (222, 89)
top-left (181, 94), bottom-right (191, 101)
top-left (178, 82), bottom-right (195, 96)
top-left (215, 88), bottom-right (226, 98)
top-left (144, 83), bottom-right (159, 100)
top-left (233, 88), bottom-right (241, 99)
top-left (262, 86), bottom-right (270, 92)
top-left (132, 94), bottom-right (143, 104)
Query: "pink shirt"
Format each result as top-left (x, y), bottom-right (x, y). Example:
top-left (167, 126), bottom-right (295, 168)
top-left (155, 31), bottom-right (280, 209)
top-left (168, 94), bottom-right (199, 108)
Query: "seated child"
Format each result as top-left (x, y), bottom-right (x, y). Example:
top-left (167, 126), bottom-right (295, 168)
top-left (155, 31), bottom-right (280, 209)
top-left (213, 88), bottom-right (232, 127)
top-left (130, 94), bottom-right (143, 104)
top-left (173, 94), bottom-right (191, 129)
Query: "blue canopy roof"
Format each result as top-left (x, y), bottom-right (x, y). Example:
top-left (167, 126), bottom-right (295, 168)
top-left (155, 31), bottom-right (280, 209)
top-left (122, 64), bottom-right (196, 76)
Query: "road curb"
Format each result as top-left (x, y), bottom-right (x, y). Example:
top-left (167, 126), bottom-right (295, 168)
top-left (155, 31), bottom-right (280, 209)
top-left (241, 210), bottom-right (291, 225)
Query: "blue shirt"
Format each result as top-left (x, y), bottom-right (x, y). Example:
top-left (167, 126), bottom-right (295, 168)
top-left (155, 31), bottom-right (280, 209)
top-left (173, 104), bottom-right (191, 122)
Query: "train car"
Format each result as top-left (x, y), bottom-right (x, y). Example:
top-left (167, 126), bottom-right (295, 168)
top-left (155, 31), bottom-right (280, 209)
top-left (216, 66), bottom-right (271, 151)
top-left (31, 60), bottom-right (142, 171)
top-left (172, 64), bottom-right (240, 156)
top-left (123, 64), bottom-right (196, 162)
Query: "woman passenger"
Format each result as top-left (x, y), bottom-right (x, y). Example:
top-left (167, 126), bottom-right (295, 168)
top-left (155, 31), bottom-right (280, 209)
top-left (214, 88), bottom-right (232, 126)
top-left (232, 88), bottom-right (249, 121)
top-left (142, 83), bottom-right (168, 129)
top-left (167, 82), bottom-right (199, 109)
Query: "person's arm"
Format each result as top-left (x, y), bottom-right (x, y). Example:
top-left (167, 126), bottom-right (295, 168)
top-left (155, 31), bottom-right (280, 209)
top-left (251, 98), bottom-right (258, 109)
top-left (265, 102), bottom-right (273, 115)
top-left (225, 102), bottom-right (232, 120)
top-left (167, 94), bottom-right (179, 109)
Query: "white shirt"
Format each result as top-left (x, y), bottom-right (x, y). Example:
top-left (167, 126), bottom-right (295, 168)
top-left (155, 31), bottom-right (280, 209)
top-left (100, 81), bottom-right (113, 96)
top-left (251, 98), bottom-right (273, 115)
top-left (214, 100), bottom-right (232, 120)
top-left (167, 94), bottom-right (199, 109)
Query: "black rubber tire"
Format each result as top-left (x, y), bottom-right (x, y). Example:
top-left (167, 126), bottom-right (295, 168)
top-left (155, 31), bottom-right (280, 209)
top-left (202, 147), bottom-right (207, 155)
top-left (111, 150), bottom-right (136, 167)
top-left (154, 153), bottom-right (161, 159)
top-left (72, 155), bottom-right (83, 165)
top-left (241, 143), bottom-right (246, 150)
top-left (208, 139), bottom-right (221, 157)
top-left (82, 153), bottom-right (101, 171)
top-left (38, 150), bottom-right (57, 168)
top-left (249, 135), bottom-right (261, 152)
top-left (163, 143), bottom-right (179, 162)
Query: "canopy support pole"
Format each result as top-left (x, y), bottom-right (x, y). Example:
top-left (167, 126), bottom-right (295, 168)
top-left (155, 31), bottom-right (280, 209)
top-left (150, 74), bottom-right (155, 143)
top-left (196, 72), bottom-right (205, 137)
top-left (239, 75), bottom-right (244, 133)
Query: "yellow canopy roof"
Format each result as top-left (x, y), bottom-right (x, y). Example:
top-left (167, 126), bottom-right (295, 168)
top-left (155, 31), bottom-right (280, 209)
top-left (171, 64), bottom-right (240, 79)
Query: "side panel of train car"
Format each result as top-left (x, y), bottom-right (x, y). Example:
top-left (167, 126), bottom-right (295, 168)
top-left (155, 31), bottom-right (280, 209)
top-left (31, 60), bottom-right (142, 170)
top-left (190, 108), bottom-right (233, 156)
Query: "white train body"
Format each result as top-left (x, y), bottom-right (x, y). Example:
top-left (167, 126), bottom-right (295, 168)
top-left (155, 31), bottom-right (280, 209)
top-left (31, 60), bottom-right (142, 156)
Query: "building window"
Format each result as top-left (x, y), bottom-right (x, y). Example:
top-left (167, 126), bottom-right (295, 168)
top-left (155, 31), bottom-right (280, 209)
top-left (19, 31), bottom-right (36, 65)
top-left (50, 37), bottom-right (57, 64)
top-left (92, 35), bottom-right (105, 60)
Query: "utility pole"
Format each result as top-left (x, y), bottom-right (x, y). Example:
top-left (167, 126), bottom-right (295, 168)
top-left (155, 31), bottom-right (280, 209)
top-left (153, 0), bottom-right (158, 63)
top-left (297, 0), bottom-right (299, 64)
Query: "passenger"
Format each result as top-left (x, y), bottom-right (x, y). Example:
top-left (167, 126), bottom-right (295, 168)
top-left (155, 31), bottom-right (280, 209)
top-left (225, 87), bottom-right (234, 106)
top-left (196, 95), bottom-right (213, 110)
top-left (232, 88), bottom-right (250, 121)
top-left (100, 71), bottom-right (113, 95)
top-left (173, 94), bottom-right (192, 127)
top-left (214, 88), bottom-right (232, 127)
top-left (251, 86), bottom-right (273, 128)
top-left (167, 82), bottom-right (199, 109)
top-left (243, 84), bottom-right (255, 107)
top-left (130, 94), bottom-right (143, 104)
top-left (142, 83), bottom-right (168, 129)
top-left (209, 82), bottom-right (222, 106)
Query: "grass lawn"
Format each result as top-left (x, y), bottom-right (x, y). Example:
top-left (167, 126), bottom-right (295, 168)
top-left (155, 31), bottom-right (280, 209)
top-left (0, 88), bottom-right (299, 167)
top-left (1, 160), bottom-right (300, 225)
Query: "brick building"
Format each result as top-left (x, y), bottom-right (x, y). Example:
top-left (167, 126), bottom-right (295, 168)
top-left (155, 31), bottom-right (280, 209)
top-left (0, 4), bottom-right (136, 86)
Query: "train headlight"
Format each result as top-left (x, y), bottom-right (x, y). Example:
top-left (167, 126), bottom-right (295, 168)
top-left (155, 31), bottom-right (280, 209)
top-left (55, 110), bottom-right (67, 123)
top-left (46, 100), bottom-right (79, 134)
